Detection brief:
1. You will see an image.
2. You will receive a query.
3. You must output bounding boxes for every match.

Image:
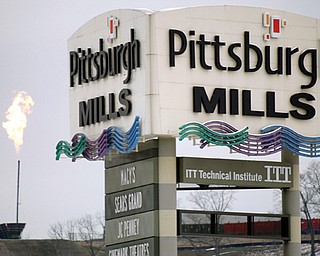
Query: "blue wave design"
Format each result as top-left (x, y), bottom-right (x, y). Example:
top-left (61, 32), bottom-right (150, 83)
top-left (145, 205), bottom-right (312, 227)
top-left (105, 117), bottom-right (140, 155)
top-left (261, 125), bottom-right (320, 157)
top-left (56, 116), bottom-right (140, 161)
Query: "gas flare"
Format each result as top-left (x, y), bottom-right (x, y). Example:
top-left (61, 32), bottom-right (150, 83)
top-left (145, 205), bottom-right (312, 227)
top-left (2, 91), bottom-right (35, 153)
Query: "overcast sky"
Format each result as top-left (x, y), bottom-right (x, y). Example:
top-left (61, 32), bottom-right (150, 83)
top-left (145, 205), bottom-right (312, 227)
top-left (0, 0), bottom-right (319, 239)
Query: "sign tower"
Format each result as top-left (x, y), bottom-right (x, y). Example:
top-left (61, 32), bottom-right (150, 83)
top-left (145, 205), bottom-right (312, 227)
top-left (57, 6), bottom-right (320, 256)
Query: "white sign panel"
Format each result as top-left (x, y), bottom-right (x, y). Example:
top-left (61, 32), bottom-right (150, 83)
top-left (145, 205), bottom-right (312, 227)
top-left (150, 6), bottom-right (320, 136)
top-left (69, 7), bottom-right (320, 139)
top-left (68, 9), bottom-right (151, 139)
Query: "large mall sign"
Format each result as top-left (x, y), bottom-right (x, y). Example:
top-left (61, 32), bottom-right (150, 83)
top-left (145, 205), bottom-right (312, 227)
top-left (68, 6), bottom-right (319, 140)
top-left (64, 6), bottom-right (320, 256)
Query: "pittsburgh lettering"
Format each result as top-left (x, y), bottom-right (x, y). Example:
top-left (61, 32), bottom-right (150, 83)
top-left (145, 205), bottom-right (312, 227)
top-left (70, 29), bottom-right (140, 87)
top-left (71, 28), bottom-right (141, 127)
top-left (169, 29), bottom-right (318, 120)
top-left (169, 30), bottom-right (317, 88)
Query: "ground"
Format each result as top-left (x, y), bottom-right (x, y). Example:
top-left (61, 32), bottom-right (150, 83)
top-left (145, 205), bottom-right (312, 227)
top-left (0, 240), bottom-right (91, 256)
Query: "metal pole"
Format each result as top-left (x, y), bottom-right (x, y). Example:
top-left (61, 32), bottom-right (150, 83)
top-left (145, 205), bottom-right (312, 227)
top-left (16, 160), bottom-right (21, 224)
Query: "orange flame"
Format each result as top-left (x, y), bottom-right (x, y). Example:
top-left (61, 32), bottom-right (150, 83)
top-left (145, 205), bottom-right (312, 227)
top-left (2, 91), bottom-right (35, 153)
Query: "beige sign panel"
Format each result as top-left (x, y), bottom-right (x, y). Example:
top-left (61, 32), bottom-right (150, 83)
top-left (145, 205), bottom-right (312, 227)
top-left (150, 6), bottom-right (320, 136)
top-left (178, 157), bottom-right (293, 188)
top-left (68, 9), bottom-right (151, 139)
top-left (69, 7), bottom-right (320, 138)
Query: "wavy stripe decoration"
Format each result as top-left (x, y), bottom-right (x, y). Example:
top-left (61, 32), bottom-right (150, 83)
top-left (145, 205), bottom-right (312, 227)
top-left (179, 120), bottom-right (320, 158)
top-left (261, 125), bottom-right (320, 158)
top-left (179, 121), bottom-right (249, 146)
top-left (56, 116), bottom-right (140, 161)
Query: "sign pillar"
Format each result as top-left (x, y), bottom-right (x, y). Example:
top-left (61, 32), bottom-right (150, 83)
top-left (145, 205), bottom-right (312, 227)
top-left (104, 138), bottom-right (177, 256)
top-left (158, 138), bottom-right (177, 256)
top-left (282, 149), bottom-right (301, 256)
top-left (104, 140), bottom-right (160, 256)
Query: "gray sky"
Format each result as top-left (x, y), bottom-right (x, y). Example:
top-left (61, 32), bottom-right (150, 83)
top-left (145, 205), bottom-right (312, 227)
top-left (0, 0), bottom-right (319, 238)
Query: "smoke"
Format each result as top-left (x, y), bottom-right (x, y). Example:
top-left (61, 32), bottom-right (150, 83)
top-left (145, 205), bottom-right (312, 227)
top-left (2, 91), bottom-right (35, 154)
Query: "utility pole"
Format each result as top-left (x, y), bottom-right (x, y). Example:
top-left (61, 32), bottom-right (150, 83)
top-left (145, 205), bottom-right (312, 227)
top-left (16, 160), bottom-right (21, 224)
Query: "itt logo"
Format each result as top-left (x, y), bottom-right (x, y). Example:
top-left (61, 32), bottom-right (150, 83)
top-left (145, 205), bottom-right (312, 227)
top-left (106, 16), bottom-right (119, 43)
top-left (264, 166), bottom-right (292, 183)
top-left (262, 12), bottom-right (287, 41)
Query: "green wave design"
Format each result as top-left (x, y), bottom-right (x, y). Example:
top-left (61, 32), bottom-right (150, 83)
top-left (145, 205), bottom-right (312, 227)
top-left (179, 122), bottom-right (248, 146)
top-left (55, 135), bottom-right (86, 160)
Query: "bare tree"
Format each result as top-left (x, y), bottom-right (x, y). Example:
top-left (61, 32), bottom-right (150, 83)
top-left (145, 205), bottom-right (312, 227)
top-left (300, 191), bottom-right (315, 256)
top-left (300, 160), bottom-right (320, 256)
top-left (48, 213), bottom-right (105, 256)
top-left (270, 160), bottom-right (320, 256)
top-left (77, 214), bottom-right (104, 256)
top-left (65, 219), bottom-right (77, 241)
top-left (48, 221), bottom-right (65, 240)
top-left (188, 189), bottom-right (235, 212)
top-left (185, 189), bottom-right (235, 256)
